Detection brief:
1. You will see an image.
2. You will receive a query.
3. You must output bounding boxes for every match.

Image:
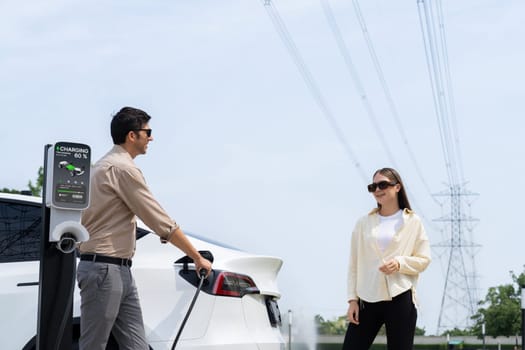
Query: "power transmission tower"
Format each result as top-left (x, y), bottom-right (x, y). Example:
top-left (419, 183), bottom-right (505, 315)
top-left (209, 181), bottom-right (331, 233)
top-left (433, 184), bottom-right (480, 334)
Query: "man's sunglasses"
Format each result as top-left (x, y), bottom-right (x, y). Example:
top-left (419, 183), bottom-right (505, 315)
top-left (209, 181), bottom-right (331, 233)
top-left (367, 181), bottom-right (397, 192)
top-left (134, 128), bottom-right (152, 137)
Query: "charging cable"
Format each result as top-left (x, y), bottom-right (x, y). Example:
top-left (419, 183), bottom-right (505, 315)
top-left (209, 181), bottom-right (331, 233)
top-left (171, 269), bottom-right (208, 350)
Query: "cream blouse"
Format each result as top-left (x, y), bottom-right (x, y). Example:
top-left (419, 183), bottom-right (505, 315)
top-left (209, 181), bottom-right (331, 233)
top-left (347, 208), bottom-right (431, 304)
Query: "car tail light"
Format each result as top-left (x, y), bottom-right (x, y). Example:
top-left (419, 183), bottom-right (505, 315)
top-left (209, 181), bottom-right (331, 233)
top-left (178, 269), bottom-right (260, 298)
top-left (212, 271), bottom-right (260, 297)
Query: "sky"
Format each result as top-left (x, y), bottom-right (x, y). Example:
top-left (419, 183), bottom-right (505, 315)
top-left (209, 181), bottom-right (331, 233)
top-left (1, 0), bottom-right (525, 336)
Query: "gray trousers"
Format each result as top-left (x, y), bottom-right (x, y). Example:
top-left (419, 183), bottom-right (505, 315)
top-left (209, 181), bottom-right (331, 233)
top-left (77, 261), bottom-right (149, 350)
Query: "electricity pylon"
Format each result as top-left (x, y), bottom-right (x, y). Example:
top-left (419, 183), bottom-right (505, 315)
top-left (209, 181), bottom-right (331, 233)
top-left (433, 183), bottom-right (480, 334)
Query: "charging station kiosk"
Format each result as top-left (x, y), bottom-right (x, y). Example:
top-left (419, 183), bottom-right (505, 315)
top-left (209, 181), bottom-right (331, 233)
top-left (37, 142), bottom-right (91, 350)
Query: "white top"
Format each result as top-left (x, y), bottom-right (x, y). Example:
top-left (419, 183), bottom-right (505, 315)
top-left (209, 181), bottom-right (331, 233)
top-left (377, 209), bottom-right (403, 252)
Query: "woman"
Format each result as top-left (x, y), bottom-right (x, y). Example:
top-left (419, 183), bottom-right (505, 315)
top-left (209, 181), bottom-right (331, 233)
top-left (343, 168), bottom-right (431, 349)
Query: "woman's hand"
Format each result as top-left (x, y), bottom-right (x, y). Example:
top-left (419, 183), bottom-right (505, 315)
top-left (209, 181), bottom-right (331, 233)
top-left (379, 259), bottom-right (400, 275)
top-left (347, 300), bottom-right (360, 325)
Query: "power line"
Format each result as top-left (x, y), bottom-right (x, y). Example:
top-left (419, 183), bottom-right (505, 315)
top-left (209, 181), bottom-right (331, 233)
top-left (417, 0), bottom-right (464, 186)
top-left (417, 0), bottom-right (479, 334)
top-left (262, 0), bottom-right (368, 182)
top-left (350, 0), bottom-right (439, 200)
top-left (320, 0), bottom-right (398, 169)
top-left (434, 0), bottom-right (465, 184)
top-left (320, 0), bottom-right (440, 230)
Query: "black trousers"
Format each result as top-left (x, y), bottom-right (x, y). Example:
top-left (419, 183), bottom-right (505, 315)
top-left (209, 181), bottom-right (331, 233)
top-left (342, 290), bottom-right (417, 350)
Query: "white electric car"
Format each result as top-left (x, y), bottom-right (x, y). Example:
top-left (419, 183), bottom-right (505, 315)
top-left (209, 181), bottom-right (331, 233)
top-left (0, 193), bottom-right (285, 349)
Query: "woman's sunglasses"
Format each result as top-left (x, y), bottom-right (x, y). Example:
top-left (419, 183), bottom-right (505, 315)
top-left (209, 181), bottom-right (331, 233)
top-left (367, 181), bottom-right (397, 192)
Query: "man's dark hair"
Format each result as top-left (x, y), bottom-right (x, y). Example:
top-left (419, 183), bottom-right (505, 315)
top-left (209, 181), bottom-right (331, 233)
top-left (111, 107), bottom-right (152, 144)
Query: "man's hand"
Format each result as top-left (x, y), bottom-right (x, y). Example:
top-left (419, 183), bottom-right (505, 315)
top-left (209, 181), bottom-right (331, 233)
top-left (168, 227), bottom-right (213, 277)
top-left (195, 255), bottom-right (212, 278)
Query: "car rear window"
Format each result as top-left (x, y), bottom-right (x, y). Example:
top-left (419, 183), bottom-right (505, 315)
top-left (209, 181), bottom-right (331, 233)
top-left (0, 199), bottom-right (42, 262)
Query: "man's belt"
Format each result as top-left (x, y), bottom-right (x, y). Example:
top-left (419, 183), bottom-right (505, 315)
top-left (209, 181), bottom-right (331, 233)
top-left (80, 254), bottom-right (132, 267)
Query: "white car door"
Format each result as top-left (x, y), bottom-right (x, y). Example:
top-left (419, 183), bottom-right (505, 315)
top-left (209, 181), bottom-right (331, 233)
top-left (0, 197), bottom-right (42, 349)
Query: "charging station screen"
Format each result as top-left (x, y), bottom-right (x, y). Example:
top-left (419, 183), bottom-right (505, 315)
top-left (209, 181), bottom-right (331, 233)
top-left (52, 142), bottom-right (91, 210)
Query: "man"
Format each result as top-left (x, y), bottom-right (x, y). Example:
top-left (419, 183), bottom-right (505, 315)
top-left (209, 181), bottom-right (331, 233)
top-left (77, 106), bottom-right (212, 350)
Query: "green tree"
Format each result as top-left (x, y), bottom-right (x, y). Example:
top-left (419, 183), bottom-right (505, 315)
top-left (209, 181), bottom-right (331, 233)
top-left (314, 314), bottom-right (426, 335)
top-left (1, 167), bottom-right (43, 196)
top-left (315, 314), bottom-right (347, 335)
top-left (441, 327), bottom-right (473, 336)
top-left (414, 326), bottom-right (426, 336)
top-left (0, 187), bottom-right (21, 194)
top-left (27, 166), bottom-right (44, 196)
top-left (470, 269), bottom-right (524, 336)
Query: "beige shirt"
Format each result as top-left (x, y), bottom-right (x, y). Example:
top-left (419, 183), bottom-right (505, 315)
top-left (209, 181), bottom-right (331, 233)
top-left (347, 208), bottom-right (431, 304)
top-left (79, 145), bottom-right (178, 258)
